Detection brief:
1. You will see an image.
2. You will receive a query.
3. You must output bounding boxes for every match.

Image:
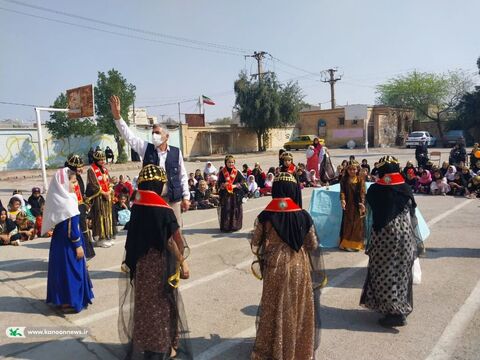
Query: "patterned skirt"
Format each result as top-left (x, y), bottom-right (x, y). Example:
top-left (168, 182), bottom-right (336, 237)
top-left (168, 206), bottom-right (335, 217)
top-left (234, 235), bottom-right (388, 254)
top-left (360, 208), bottom-right (416, 315)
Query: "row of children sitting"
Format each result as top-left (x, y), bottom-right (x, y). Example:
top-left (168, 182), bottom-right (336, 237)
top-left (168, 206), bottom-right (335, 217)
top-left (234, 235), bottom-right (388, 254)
top-left (0, 189), bottom-right (44, 246)
top-left (402, 161), bottom-right (480, 197)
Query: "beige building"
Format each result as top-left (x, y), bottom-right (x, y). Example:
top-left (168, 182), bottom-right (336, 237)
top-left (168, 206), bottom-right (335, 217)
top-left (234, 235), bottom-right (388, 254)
top-left (128, 108), bottom-right (157, 126)
top-left (297, 106), bottom-right (414, 148)
top-left (180, 124), bottom-right (294, 158)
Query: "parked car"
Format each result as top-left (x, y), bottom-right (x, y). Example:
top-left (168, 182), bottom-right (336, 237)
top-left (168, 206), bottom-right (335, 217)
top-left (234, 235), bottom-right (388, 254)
top-left (284, 135), bottom-right (325, 150)
top-left (442, 130), bottom-right (466, 147)
top-left (405, 131), bottom-right (436, 148)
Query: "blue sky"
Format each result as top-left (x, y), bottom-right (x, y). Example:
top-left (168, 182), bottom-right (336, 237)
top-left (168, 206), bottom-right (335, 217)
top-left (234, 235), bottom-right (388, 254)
top-left (0, 0), bottom-right (478, 123)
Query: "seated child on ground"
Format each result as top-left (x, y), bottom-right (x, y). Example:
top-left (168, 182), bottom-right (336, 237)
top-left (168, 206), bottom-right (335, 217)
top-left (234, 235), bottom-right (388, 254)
top-left (194, 180), bottom-right (220, 209)
top-left (0, 207), bottom-right (19, 246)
top-left (10, 211), bottom-right (35, 242)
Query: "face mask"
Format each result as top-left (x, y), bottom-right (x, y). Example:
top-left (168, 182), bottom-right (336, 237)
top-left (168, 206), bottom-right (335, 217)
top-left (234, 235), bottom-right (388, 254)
top-left (152, 133), bottom-right (166, 147)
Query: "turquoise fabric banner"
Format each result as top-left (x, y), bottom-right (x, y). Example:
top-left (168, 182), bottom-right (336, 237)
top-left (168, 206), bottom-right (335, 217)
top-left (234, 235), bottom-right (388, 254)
top-left (308, 183), bottom-right (430, 249)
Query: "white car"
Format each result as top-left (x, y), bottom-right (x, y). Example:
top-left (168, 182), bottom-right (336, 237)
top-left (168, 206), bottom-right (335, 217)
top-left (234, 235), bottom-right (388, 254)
top-left (405, 131), bottom-right (436, 148)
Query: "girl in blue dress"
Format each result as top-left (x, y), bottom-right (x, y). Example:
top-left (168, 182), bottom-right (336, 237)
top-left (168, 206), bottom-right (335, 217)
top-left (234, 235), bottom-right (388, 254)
top-left (43, 167), bottom-right (94, 313)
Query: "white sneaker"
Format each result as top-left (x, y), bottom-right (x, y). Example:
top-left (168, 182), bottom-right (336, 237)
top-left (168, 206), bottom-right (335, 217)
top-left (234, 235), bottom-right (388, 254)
top-left (95, 240), bottom-right (112, 248)
top-left (108, 240), bottom-right (115, 246)
top-left (11, 240), bottom-right (21, 246)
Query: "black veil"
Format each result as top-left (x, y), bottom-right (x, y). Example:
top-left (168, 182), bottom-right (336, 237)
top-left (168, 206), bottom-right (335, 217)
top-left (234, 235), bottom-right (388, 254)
top-left (251, 172), bottom-right (325, 353)
top-left (118, 166), bottom-right (192, 360)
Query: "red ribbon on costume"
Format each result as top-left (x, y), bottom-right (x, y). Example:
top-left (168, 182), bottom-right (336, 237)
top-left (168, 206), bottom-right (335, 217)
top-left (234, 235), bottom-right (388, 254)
top-left (264, 197), bottom-right (302, 212)
top-left (74, 183), bottom-right (83, 204)
top-left (91, 163), bottom-right (110, 192)
top-left (133, 190), bottom-right (171, 208)
top-left (376, 172), bottom-right (405, 186)
top-left (286, 163), bottom-right (296, 175)
top-left (222, 167), bottom-right (238, 194)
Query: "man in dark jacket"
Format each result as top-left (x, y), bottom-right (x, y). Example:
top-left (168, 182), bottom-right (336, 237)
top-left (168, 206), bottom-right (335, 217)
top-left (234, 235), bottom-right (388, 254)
top-left (415, 140), bottom-right (429, 168)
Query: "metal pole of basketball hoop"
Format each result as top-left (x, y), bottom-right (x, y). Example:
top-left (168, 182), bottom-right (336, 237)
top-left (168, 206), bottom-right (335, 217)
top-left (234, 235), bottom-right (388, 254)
top-left (34, 107), bottom-right (69, 193)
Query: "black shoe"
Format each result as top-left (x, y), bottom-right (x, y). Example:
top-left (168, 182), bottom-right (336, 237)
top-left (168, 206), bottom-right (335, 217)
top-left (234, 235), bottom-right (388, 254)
top-left (378, 314), bottom-right (407, 327)
top-left (417, 243), bottom-right (427, 257)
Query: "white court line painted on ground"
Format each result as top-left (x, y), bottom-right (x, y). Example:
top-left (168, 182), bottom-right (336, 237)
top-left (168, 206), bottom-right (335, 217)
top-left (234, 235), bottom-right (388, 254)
top-left (195, 199), bottom-right (475, 360)
top-left (24, 264), bottom-right (122, 290)
top-left (195, 259), bottom-right (369, 360)
top-left (1, 194), bottom-right (309, 275)
top-left (74, 259), bottom-right (252, 326)
top-left (425, 278), bottom-right (480, 360)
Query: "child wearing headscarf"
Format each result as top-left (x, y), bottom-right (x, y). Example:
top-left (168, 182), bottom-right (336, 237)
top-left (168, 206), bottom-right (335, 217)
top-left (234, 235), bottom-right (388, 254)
top-left (416, 170), bottom-right (432, 194)
top-left (430, 170), bottom-right (450, 196)
top-left (402, 161), bottom-right (418, 191)
top-left (203, 161), bottom-right (218, 181)
top-left (445, 165), bottom-right (457, 182)
top-left (0, 207), bottom-right (19, 246)
top-left (247, 175), bottom-right (259, 198)
top-left (308, 169), bottom-right (320, 187)
top-left (28, 187), bottom-right (45, 218)
top-left (44, 167), bottom-right (94, 312)
top-left (260, 173), bottom-right (275, 196)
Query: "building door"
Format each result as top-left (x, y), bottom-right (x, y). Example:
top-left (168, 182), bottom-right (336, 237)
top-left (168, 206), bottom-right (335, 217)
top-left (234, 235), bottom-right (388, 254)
top-left (368, 122), bottom-right (375, 147)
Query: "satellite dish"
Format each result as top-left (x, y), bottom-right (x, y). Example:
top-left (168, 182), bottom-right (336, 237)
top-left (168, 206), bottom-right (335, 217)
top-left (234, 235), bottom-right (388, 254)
top-left (347, 140), bottom-right (356, 149)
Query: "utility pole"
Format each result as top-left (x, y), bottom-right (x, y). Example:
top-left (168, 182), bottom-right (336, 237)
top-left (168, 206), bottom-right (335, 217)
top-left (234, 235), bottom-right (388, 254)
top-left (249, 51), bottom-right (268, 82)
top-left (178, 102), bottom-right (181, 124)
top-left (322, 68), bottom-right (342, 109)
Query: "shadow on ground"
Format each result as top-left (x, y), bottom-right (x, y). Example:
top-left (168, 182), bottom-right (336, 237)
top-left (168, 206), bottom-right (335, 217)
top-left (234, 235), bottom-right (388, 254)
top-left (320, 305), bottom-right (400, 334)
top-left (426, 247), bottom-right (480, 259)
top-left (0, 336), bottom-right (256, 360)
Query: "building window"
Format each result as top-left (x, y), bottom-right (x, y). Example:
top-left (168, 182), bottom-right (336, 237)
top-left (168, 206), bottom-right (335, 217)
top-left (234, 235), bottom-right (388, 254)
top-left (352, 119), bottom-right (358, 125)
top-left (338, 117), bottom-right (345, 126)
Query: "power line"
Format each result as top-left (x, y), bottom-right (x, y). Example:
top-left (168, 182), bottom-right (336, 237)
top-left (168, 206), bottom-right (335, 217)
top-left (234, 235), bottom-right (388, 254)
top-left (142, 98), bottom-right (198, 109)
top-left (1, 0), bottom-right (252, 55)
top-left (271, 56), bottom-right (328, 78)
top-left (0, 100), bottom-right (44, 107)
top-left (0, 6), bottom-right (244, 57)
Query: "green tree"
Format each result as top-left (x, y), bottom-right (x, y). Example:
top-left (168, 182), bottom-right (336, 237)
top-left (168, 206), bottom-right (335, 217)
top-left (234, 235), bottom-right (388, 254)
top-left (46, 93), bottom-right (97, 152)
top-left (95, 69), bottom-right (136, 163)
top-left (453, 57), bottom-right (480, 141)
top-left (234, 72), bottom-right (303, 151)
top-left (376, 70), bottom-right (473, 143)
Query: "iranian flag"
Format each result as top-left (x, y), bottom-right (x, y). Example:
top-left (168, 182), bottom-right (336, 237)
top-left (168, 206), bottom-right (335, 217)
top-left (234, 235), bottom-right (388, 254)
top-left (202, 95), bottom-right (215, 105)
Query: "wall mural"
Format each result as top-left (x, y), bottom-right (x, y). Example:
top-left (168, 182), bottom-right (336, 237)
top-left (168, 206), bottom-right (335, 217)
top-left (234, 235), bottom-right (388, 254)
top-left (0, 129), bottom-right (117, 171)
top-left (0, 126), bottom-right (181, 171)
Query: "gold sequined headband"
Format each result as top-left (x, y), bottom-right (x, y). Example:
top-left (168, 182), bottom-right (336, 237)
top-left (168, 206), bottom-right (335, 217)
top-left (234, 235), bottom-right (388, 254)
top-left (375, 156), bottom-right (399, 169)
top-left (281, 152), bottom-right (293, 161)
top-left (93, 150), bottom-right (106, 161)
top-left (66, 154), bottom-right (84, 168)
top-left (137, 164), bottom-right (167, 184)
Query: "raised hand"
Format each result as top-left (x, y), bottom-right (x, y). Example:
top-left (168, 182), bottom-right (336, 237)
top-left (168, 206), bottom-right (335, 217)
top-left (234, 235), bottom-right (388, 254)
top-left (109, 95), bottom-right (121, 120)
